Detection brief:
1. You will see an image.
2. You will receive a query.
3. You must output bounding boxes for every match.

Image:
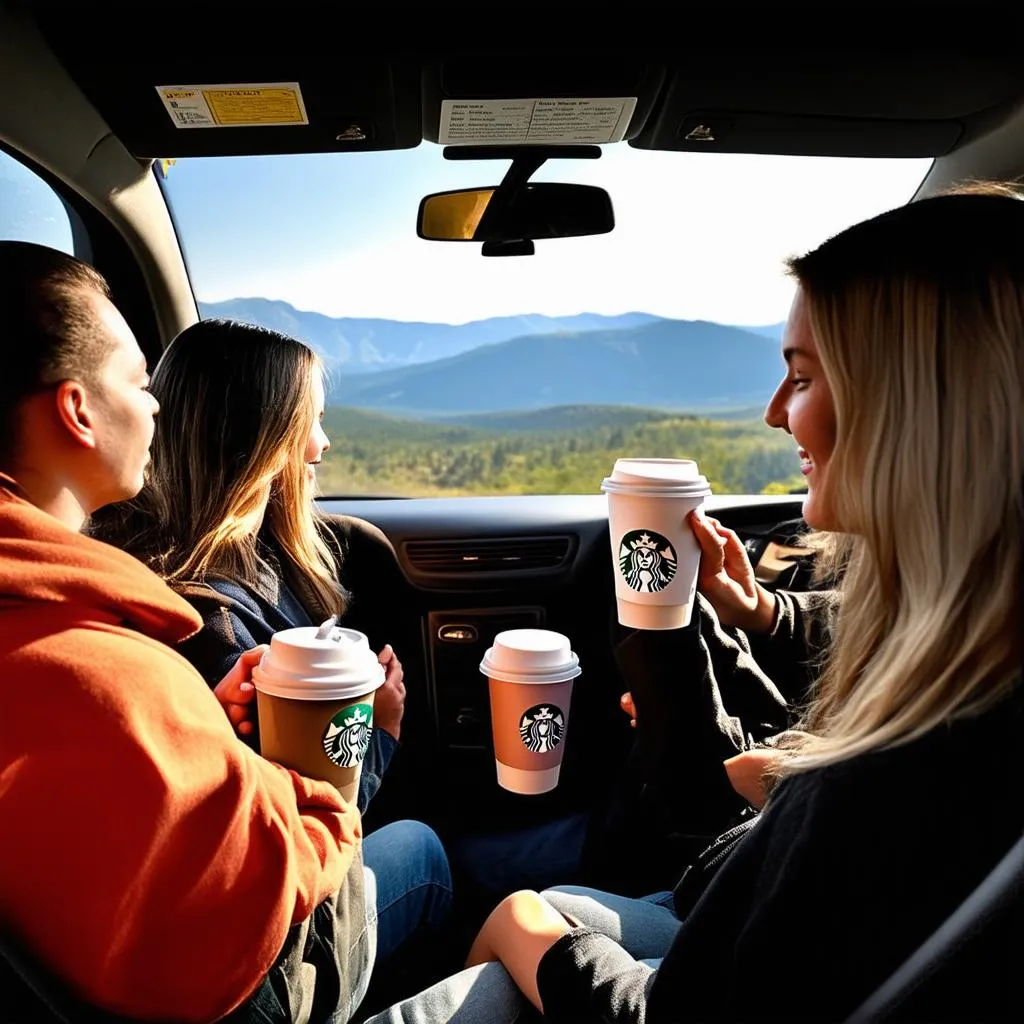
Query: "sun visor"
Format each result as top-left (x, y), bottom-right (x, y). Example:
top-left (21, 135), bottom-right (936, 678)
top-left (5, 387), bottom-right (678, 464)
top-left (661, 111), bottom-right (961, 158)
top-left (631, 53), bottom-right (1024, 158)
top-left (29, 15), bottom-right (422, 158)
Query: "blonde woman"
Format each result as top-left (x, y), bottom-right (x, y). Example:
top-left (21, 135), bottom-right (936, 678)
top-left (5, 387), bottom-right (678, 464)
top-left (360, 188), bottom-right (1024, 1023)
top-left (95, 319), bottom-right (453, 1009)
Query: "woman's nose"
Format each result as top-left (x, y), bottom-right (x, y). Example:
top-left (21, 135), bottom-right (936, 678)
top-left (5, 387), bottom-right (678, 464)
top-left (763, 381), bottom-right (789, 432)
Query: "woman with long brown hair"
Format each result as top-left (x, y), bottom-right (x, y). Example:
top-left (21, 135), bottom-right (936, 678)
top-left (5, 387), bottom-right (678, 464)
top-left (97, 320), bottom-right (403, 799)
top-left (95, 319), bottom-right (453, 1015)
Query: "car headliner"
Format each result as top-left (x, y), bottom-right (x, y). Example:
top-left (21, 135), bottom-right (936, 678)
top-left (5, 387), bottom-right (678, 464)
top-left (3, 1), bottom-right (1024, 348)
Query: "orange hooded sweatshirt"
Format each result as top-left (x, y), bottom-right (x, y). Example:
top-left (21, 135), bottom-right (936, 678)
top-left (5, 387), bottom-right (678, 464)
top-left (0, 479), bottom-right (361, 1021)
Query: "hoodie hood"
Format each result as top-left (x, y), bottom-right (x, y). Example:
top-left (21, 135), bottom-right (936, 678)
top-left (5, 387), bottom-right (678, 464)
top-left (0, 477), bottom-right (200, 645)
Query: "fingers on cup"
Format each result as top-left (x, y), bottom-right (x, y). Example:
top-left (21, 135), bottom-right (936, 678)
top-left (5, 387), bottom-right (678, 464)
top-left (689, 511), bottom-right (726, 557)
top-left (219, 647), bottom-right (266, 698)
top-left (226, 703), bottom-right (250, 725)
top-left (240, 644), bottom-right (269, 668)
top-left (721, 531), bottom-right (754, 572)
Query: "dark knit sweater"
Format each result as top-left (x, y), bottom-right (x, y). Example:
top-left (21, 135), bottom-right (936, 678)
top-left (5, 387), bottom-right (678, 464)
top-left (539, 650), bottom-right (1023, 1023)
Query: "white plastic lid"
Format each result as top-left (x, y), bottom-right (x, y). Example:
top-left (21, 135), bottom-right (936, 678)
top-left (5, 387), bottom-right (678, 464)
top-left (600, 458), bottom-right (711, 498)
top-left (480, 628), bottom-right (581, 685)
top-left (252, 624), bottom-right (385, 701)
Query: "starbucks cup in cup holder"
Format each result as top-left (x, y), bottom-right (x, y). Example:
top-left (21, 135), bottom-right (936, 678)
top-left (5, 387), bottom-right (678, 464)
top-left (479, 628), bottom-right (581, 795)
top-left (601, 458), bottom-right (712, 630)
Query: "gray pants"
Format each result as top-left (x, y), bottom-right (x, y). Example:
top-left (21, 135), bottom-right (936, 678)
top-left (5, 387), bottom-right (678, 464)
top-left (362, 886), bottom-right (680, 1024)
top-left (233, 822), bottom-right (452, 1024)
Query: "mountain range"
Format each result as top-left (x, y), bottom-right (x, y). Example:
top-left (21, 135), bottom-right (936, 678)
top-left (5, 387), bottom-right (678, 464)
top-left (200, 299), bottom-right (667, 373)
top-left (199, 297), bottom-right (786, 416)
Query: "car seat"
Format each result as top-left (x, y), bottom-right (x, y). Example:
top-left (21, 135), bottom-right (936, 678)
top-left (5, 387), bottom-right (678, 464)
top-left (844, 830), bottom-right (1022, 1022)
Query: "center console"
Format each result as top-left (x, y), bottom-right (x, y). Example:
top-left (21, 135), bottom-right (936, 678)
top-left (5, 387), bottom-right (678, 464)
top-left (425, 605), bottom-right (543, 751)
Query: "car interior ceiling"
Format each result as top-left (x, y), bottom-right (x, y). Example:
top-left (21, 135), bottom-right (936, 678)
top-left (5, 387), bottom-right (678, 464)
top-left (2, 1), bottom-right (1023, 1018)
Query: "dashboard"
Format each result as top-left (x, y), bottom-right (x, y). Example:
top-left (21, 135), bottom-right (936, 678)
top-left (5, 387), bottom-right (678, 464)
top-left (317, 493), bottom-right (806, 840)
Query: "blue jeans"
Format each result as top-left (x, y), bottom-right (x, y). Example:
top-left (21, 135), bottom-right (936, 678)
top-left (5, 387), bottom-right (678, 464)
top-left (364, 819), bottom-right (454, 966)
top-left (362, 885), bottom-right (676, 1023)
top-left (540, 884), bottom-right (680, 959)
top-left (445, 812), bottom-right (589, 895)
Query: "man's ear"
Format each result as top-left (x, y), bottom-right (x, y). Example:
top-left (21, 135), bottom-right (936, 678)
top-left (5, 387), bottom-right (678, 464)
top-left (54, 380), bottom-right (99, 450)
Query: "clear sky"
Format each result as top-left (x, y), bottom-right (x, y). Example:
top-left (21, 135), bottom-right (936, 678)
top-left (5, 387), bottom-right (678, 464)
top-left (0, 151), bottom-right (75, 253)
top-left (2, 141), bottom-right (931, 327)
top-left (161, 144), bottom-right (930, 326)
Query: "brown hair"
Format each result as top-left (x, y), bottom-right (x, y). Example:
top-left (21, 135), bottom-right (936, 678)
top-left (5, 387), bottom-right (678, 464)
top-left (0, 241), bottom-right (112, 465)
top-left (95, 319), bottom-right (346, 618)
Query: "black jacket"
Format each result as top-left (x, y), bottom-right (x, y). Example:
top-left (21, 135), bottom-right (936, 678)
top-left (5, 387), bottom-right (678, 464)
top-left (584, 588), bottom-right (839, 894)
top-left (539, 643), bottom-right (1024, 1022)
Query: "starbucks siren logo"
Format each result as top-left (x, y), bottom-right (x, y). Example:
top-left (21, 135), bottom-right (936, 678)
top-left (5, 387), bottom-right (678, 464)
top-left (618, 530), bottom-right (677, 593)
top-left (519, 704), bottom-right (565, 754)
top-left (322, 702), bottom-right (374, 768)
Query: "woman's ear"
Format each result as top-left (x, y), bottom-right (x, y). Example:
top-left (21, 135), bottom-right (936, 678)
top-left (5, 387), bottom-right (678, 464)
top-left (54, 380), bottom-right (99, 449)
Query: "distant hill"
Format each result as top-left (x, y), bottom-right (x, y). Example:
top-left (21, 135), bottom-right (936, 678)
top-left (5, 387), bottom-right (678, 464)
top-left (199, 298), bottom-right (662, 373)
top-left (324, 403), bottom-right (768, 437)
top-left (315, 402), bottom-right (801, 498)
top-left (322, 405), bottom-right (485, 444)
top-left (332, 319), bottom-right (783, 416)
top-left (746, 322), bottom-right (786, 342)
top-left (435, 405), bottom-right (672, 432)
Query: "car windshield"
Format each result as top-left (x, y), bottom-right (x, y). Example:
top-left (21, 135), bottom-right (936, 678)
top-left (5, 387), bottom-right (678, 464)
top-left (159, 144), bottom-right (930, 498)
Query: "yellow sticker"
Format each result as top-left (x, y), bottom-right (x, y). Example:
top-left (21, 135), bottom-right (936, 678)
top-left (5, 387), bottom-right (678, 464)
top-left (156, 83), bottom-right (308, 129)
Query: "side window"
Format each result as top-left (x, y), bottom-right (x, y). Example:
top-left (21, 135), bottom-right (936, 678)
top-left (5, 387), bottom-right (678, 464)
top-left (0, 148), bottom-right (75, 253)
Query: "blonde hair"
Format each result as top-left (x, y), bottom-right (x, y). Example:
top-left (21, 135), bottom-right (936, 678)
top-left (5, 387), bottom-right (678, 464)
top-left (776, 184), bottom-right (1024, 777)
top-left (95, 320), bottom-right (345, 618)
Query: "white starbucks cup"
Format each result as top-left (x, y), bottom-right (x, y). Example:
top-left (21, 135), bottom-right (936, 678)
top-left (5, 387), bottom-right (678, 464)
top-left (601, 458), bottom-right (712, 630)
top-left (479, 629), bottom-right (581, 795)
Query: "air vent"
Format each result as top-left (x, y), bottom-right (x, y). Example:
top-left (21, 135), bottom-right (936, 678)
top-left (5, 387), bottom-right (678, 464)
top-left (404, 536), bottom-right (573, 575)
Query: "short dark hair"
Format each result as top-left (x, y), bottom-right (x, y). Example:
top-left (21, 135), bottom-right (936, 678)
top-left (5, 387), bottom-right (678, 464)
top-left (0, 240), bottom-right (113, 465)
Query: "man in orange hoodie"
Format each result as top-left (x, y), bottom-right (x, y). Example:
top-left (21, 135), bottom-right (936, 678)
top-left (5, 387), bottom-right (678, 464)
top-left (0, 242), bottom-right (449, 1023)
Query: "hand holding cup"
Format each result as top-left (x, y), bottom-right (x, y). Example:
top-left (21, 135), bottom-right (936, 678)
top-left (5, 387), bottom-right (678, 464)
top-left (688, 511), bottom-right (776, 634)
top-left (213, 645), bottom-right (268, 738)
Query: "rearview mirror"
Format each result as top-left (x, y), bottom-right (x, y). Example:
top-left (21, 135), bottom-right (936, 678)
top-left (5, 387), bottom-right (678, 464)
top-left (417, 183), bottom-right (614, 242)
